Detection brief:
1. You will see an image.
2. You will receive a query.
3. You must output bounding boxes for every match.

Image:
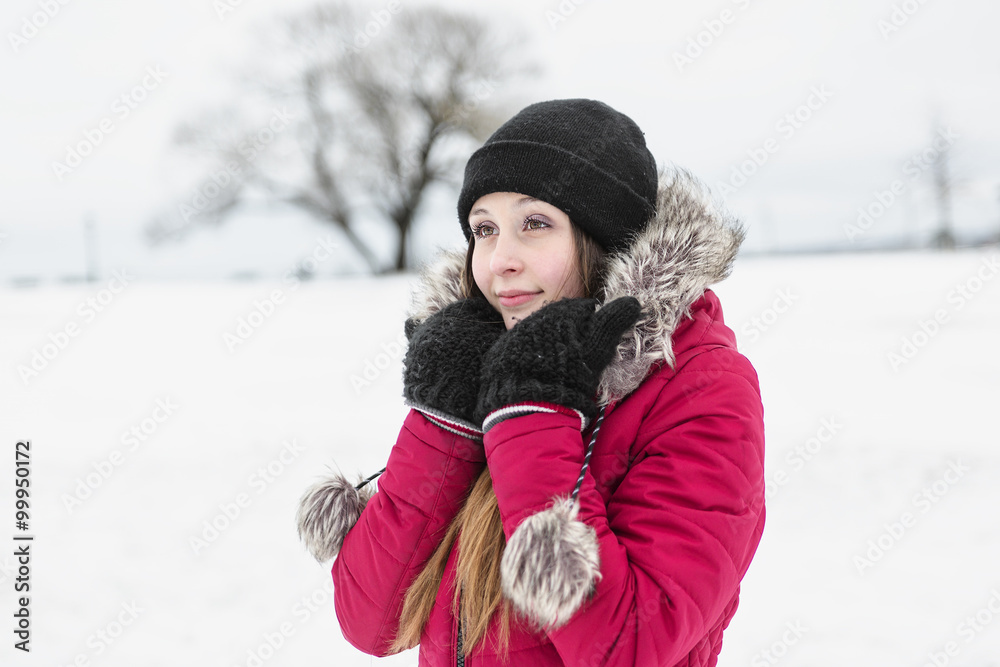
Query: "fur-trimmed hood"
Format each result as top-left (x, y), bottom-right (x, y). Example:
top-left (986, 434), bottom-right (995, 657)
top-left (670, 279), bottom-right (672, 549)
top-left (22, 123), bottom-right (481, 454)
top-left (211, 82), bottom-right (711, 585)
top-left (407, 167), bottom-right (746, 404)
top-left (298, 167), bottom-right (759, 650)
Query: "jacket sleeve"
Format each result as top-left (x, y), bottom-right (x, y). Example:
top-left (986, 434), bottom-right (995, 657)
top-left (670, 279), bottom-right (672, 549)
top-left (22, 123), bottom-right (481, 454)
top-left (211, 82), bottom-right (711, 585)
top-left (332, 408), bottom-right (486, 655)
top-left (483, 351), bottom-right (766, 667)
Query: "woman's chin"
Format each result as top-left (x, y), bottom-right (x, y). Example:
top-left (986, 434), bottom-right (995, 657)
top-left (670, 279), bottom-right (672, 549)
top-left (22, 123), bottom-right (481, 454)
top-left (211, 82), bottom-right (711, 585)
top-left (501, 311), bottom-right (520, 329)
top-left (502, 304), bottom-right (543, 328)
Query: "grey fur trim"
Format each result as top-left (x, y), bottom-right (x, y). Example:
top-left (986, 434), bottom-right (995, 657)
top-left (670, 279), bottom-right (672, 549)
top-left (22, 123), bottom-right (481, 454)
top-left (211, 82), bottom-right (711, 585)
top-left (407, 167), bottom-right (745, 404)
top-left (500, 498), bottom-right (601, 630)
top-left (408, 246), bottom-right (467, 326)
top-left (296, 472), bottom-right (375, 563)
top-left (598, 168), bottom-right (745, 402)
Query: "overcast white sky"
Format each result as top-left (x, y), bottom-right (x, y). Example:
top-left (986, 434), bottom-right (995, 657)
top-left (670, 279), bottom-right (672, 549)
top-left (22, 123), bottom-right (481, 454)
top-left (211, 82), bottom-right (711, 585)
top-left (2, 0), bottom-right (999, 281)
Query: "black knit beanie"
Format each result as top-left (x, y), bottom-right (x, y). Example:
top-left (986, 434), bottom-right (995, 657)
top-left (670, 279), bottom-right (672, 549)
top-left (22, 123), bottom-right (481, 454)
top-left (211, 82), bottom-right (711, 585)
top-left (457, 98), bottom-right (659, 253)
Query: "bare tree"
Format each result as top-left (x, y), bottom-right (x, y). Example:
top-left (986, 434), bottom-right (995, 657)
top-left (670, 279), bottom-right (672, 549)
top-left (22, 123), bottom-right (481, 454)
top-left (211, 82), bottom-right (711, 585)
top-left (148, 2), bottom-right (535, 273)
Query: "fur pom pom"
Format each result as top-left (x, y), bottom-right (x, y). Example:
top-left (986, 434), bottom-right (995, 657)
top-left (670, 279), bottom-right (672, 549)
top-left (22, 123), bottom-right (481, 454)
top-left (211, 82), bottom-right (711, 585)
top-left (500, 498), bottom-right (601, 630)
top-left (296, 472), bottom-right (374, 563)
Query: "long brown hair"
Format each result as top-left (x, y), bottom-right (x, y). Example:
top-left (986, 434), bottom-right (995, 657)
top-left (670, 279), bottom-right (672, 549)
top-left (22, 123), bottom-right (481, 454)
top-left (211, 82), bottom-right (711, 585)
top-left (390, 224), bottom-right (606, 658)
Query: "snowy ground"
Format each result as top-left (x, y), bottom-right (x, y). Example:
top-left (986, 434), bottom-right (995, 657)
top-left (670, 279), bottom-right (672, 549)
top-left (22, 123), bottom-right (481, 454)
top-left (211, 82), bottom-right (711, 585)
top-left (1, 248), bottom-right (999, 667)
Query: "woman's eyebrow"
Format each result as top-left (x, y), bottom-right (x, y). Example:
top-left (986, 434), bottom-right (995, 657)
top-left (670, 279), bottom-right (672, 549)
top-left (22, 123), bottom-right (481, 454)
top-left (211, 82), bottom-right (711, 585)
top-left (470, 196), bottom-right (541, 218)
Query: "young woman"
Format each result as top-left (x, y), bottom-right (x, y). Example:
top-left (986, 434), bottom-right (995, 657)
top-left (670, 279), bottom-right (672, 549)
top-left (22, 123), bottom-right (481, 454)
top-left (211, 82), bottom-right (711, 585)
top-left (298, 99), bottom-right (766, 666)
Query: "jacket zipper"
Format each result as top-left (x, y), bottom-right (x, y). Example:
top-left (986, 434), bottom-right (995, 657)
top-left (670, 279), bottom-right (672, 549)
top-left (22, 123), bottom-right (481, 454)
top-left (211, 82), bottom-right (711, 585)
top-left (456, 612), bottom-right (465, 667)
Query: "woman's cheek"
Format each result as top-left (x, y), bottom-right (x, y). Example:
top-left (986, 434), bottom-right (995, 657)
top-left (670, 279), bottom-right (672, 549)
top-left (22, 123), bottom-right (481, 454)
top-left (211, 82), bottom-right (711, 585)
top-left (471, 251), bottom-right (490, 295)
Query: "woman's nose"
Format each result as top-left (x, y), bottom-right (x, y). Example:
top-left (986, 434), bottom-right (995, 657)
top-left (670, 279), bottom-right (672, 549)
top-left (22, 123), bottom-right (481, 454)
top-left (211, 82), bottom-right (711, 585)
top-left (490, 230), bottom-right (523, 275)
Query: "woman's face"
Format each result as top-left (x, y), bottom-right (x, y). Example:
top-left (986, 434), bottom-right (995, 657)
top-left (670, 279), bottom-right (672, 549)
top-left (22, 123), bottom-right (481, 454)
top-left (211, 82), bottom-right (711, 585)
top-left (469, 192), bottom-right (584, 329)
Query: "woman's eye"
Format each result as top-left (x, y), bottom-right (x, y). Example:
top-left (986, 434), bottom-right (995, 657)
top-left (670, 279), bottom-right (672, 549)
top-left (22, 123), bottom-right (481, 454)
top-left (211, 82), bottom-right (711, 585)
top-left (471, 223), bottom-right (495, 238)
top-left (524, 217), bottom-right (548, 230)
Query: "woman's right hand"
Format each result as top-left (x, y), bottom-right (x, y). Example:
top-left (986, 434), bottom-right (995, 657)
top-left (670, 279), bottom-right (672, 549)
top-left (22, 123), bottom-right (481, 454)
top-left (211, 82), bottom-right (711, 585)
top-left (402, 298), bottom-right (506, 428)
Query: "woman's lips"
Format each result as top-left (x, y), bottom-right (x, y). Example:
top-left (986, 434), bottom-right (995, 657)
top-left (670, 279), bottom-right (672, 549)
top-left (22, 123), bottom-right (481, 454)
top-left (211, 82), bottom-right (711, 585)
top-left (498, 292), bottom-right (539, 308)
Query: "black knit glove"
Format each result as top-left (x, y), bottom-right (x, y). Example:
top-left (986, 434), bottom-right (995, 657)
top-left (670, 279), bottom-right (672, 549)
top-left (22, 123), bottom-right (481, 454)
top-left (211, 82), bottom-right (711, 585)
top-left (402, 298), bottom-right (506, 434)
top-left (475, 296), bottom-right (642, 431)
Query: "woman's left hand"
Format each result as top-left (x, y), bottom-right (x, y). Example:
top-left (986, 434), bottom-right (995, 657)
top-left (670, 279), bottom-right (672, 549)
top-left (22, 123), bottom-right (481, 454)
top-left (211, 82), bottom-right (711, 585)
top-left (475, 296), bottom-right (641, 429)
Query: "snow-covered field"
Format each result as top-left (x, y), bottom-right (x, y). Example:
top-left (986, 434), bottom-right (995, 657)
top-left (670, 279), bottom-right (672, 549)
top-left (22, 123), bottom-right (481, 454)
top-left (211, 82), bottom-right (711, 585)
top-left (1, 248), bottom-right (999, 666)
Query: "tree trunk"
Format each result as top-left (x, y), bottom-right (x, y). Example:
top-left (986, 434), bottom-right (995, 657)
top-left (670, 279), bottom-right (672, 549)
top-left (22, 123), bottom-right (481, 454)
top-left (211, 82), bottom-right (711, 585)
top-left (394, 214), bottom-right (409, 271)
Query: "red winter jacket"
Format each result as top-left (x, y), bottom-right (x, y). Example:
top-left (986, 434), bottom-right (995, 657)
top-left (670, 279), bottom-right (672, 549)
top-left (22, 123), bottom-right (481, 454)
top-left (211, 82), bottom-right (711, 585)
top-left (329, 172), bottom-right (766, 666)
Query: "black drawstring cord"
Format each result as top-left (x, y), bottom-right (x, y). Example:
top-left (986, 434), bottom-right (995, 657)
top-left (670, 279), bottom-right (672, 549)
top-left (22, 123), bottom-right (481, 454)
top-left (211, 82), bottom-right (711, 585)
top-left (571, 404), bottom-right (606, 504)
top-left (355, 467), bottom-right (386, 491)
top-left (354, 404), bottom-right (604, 662)
top-left (356, 401), bottom-right (604, 666)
